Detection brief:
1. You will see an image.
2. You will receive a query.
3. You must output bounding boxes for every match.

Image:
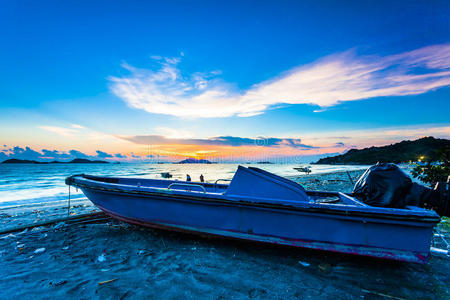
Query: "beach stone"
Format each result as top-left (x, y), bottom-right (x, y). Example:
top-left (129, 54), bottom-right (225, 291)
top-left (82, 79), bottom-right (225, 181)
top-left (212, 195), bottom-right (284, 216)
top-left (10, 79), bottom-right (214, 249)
top-left (248, 288), bottom-right (267, 298)
top-left (97, 253), bottom-right (106, 262)
top-left (34, 247), bottom-right (46, 254)
top-left (318, 262), bottom-right (332, 273)
top-left (49, 280), bottom-right (67, 286)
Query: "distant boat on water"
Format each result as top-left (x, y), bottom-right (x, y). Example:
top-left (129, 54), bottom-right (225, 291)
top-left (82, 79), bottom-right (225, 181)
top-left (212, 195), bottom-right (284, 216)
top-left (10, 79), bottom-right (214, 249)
top-left (161, 172), bottom-right (172, 178)
top-left (293, 166), bottom-right (311, 174)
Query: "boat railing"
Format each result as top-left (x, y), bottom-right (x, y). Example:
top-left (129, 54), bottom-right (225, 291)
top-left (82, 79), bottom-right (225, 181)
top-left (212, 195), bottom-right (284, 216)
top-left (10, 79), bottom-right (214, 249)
top-left (168, 183), bottom-right (206, 193)
top-left (338, 192), bottom-right (369, 207)
top-left (214, 179), bottom-right (231, 191)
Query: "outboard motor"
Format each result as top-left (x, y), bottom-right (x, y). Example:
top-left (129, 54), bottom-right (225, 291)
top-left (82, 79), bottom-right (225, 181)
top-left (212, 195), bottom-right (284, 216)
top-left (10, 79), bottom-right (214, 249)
top-left (353, 163), bottom-right (450, 217)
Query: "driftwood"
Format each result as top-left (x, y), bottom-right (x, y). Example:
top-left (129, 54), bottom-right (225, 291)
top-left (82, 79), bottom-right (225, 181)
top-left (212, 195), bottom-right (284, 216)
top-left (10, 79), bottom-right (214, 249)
top-left (98, 278), bottom-right (118, 285)
top-left (0, 211), bottom-right (109, 235)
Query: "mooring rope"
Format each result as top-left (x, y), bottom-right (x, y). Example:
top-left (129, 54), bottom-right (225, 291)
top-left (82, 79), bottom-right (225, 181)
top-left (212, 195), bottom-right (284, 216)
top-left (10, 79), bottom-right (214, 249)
top-left (435, 227), bottom-right (449, 249)
top-left (68, 185), bottom-right (71, 217)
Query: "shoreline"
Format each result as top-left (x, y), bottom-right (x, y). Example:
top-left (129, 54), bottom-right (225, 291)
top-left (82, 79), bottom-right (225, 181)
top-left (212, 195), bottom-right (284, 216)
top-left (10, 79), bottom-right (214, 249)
top-left (0, 168), bottom-right (448, 299)
top-left (0, 169), bottom-right (366, 231)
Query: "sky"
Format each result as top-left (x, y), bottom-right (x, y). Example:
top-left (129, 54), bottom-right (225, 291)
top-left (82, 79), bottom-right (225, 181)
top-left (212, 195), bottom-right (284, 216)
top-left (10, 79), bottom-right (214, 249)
top-left (0, 0), bottom-right (449, 162)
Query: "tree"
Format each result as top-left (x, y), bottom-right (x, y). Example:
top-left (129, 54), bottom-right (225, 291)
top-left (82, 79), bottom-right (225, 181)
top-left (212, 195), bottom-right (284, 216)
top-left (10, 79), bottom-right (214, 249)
top-left (411, 147), bottom-right (449, 185)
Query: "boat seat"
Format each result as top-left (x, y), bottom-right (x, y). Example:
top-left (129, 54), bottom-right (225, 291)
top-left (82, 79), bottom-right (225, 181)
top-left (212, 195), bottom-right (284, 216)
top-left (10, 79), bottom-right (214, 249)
top-left (225, 166), bottom-right (309, 202)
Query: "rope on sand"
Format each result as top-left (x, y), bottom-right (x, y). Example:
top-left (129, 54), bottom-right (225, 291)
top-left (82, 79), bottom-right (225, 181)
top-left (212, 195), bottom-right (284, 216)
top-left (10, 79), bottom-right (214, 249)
top-left (346, 171), bottom-right (355, 185)
top-left (0, 211), bottom-right (109, 235)
top-left (68, 185), bottom-right (71, 217)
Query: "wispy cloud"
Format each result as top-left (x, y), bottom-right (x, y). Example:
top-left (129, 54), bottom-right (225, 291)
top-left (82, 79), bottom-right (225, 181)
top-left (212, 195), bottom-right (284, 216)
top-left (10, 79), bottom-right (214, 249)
top-left (301, 125), bottom-right (450, 149)
top-left (38, 125), bottom-right (79, 136)
top-left (39, 124), bottom-right (112, 141)
top-left (118, 135), bottom-right (318, 149)
top-left (109, 44), bottom-right (450, 118)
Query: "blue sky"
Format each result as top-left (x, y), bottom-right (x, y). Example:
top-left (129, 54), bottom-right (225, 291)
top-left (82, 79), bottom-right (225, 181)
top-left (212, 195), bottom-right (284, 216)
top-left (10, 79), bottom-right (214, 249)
top-left (0, 0), bottom-right (449, 161)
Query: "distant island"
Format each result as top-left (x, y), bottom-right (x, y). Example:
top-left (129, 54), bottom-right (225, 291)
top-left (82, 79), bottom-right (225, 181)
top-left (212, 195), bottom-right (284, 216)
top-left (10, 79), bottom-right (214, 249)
top-left (177, 158), bottom-right (212, 164)
top-left (1, 158), bottom-right (110, 164)
top-left (314, 137), bottom-right (450, 165)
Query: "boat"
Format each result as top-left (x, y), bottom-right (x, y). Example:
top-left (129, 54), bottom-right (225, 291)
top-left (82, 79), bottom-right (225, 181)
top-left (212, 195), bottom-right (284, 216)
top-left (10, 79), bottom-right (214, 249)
top-left (65, 166), bottom-right (440, 263)
top-left (293, 166), bottom-right (311, 174)
top-left (161, 172), bottom-right (172, 178)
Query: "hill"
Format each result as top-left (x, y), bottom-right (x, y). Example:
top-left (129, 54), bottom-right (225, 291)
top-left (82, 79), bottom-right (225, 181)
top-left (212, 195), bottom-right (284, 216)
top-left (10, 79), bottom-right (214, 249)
top-left (1, 159), bottom-right (48, 164)
top-left (2, 158), bottom-right (110, 164)
top-left (177, 158), bottom-right (212, 164)
top-left (68, 158), bottom-right (109, 164)
top-left (314, 137), bottom-right (450, 165)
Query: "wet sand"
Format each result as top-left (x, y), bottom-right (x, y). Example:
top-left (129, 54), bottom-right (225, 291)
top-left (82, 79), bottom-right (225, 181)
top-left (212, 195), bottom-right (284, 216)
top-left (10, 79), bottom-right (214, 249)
top-left (1, 170), bottom-right (449, 299)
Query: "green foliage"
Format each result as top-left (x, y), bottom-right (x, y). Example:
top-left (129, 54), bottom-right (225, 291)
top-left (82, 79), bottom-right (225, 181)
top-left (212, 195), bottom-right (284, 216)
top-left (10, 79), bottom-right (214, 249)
top-left (411, 164), bottom-right (450, 185)
top-left (411, 146), bottom-right (450, 185)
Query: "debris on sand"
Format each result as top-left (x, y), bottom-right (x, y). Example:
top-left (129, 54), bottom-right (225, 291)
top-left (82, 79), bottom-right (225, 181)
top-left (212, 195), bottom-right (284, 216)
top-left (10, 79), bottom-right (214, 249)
top-left (298, 261), bottom-right (310, 267)
top-left (318, 262), bottom-right (331, 273)
top-left (97, 253), bottom-right (106, 262)
top-left (0, 233), bottom-right (15, 240)
top-left (98, 278), bottom-right (118, 285)
top-left (361, 289), bottom-right (405, 300)
top-left (53, 222), bottom-right (65, 230)
top-left (50, 280), bottom-right (67, 287)
top-left (34, 247), bottom-right (46, 254)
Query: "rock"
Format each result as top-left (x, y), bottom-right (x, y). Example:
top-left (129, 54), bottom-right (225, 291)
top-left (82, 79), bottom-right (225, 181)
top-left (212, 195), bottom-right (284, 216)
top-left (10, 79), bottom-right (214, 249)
top-left (53, 222), bottom-right (65, 230)
top-left (50, 280), bottom-right (67, 286)
top-left (97, 253), bottom-right (106, 262)
top-left (298, 261), bottom-right (310, 267)
top-left (318, 262), bottom-right (331, 273)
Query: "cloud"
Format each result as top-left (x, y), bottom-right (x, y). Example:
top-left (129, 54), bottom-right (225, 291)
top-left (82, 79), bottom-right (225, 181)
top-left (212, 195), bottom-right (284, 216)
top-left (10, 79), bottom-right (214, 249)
top-left (5, 146), bottom-right (42, 160)
top-left (334, 142), bottom-right (346, 147)
top-left (71, 124), bottom-right (85, 129)
top-left (154, 127), bottom-right (194, 139)
top-left (114, 153), bottom-right (127, 158)
top-left (68, 150), bottom-right (90, 158)
top-left (118, 134), bottom-right (318, 149)
top-left (109, 44), bottom-right (450, 118)
top-left (38, 126), bottom-right (79, 136)
top-left (38, 124), bottom-right (119, 142)
top-left (130, 152), bottom-right (141, 159)
top-left (95, 150), bottom-right (113, 158)
top-left (0, 152), bottom-right (7, 161)
top-left (0, 146), bottom-right (121, 162)
top-left (300, 125), bottom-right (450, 150)
top-left (41, 149), bottom-right (72, 160)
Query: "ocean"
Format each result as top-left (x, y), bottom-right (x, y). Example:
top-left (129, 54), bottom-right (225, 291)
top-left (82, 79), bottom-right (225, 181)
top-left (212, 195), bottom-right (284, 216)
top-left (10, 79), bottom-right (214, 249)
top-left (0, 163), bottom-right (368, 207)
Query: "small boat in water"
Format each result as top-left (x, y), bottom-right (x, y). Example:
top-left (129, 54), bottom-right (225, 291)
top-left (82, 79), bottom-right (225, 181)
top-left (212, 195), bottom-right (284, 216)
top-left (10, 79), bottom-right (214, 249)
top-left (66, 166), bottom-right (440, 263)
top-left (161, 172), bottom-right (172, 178)
top-left (293, 166), bottom-right (311, 174)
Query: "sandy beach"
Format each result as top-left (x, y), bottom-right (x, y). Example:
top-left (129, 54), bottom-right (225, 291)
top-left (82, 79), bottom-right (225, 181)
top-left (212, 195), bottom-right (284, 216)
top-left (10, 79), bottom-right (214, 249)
top-left (3, 0), bottom-right (450, 298)
top-left (1, 170), bottom-right (449, 299)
